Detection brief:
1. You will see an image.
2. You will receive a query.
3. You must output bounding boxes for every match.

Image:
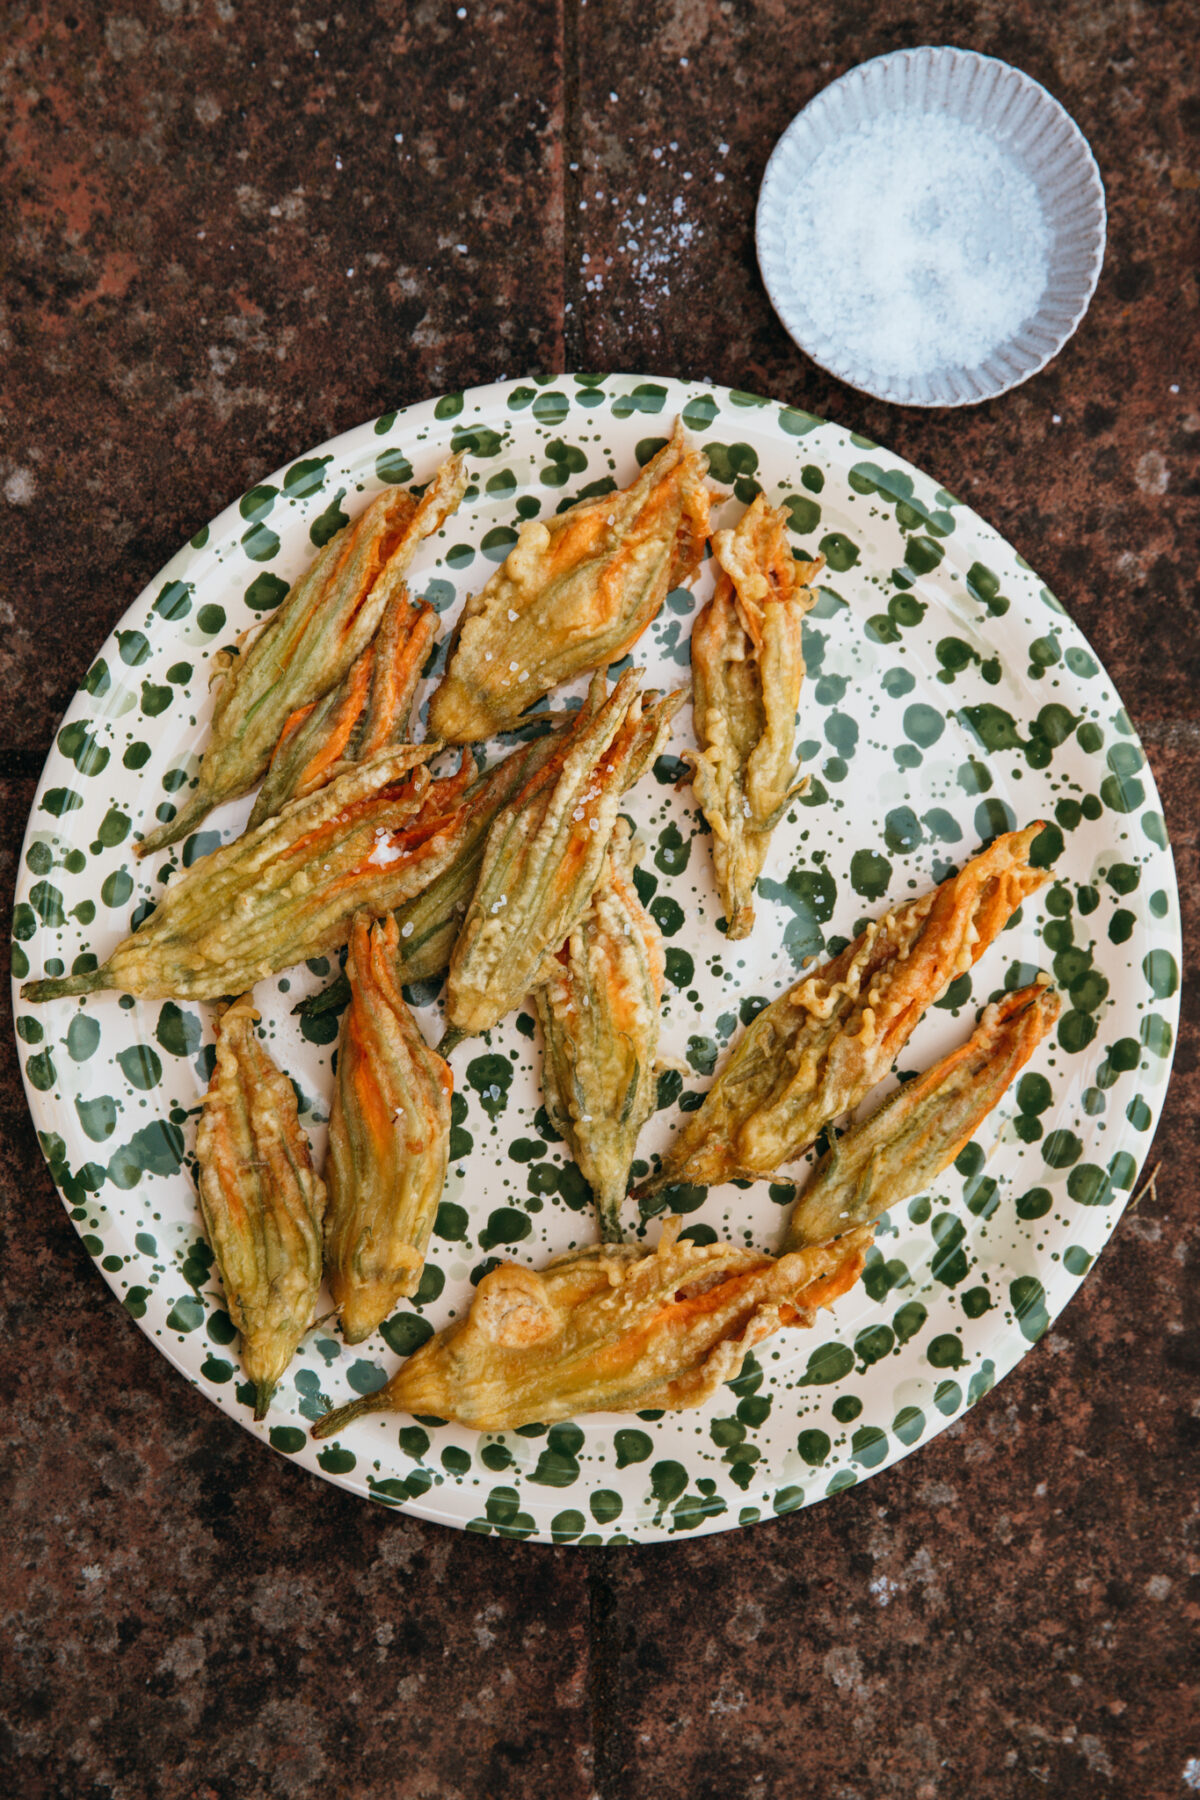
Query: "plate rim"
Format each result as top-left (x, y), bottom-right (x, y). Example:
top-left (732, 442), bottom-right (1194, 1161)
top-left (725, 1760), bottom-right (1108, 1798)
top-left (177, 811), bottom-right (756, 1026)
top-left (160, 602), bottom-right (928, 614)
top-left (12, 369), bottom-right (1180, 1543)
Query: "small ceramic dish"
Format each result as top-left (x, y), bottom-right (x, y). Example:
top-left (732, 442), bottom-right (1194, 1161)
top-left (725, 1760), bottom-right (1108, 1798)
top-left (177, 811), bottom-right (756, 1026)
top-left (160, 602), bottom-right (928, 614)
top-left (756, 47), bottom-right (1107, 407)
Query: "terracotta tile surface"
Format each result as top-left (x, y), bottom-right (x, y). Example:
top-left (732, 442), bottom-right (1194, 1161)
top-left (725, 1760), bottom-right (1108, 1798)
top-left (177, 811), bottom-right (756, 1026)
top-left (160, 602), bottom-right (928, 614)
top-left (1, 0), bottom-right (1196, 1795)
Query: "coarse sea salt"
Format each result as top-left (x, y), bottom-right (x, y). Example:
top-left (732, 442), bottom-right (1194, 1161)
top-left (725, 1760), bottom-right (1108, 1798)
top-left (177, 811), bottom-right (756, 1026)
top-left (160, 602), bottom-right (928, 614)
top-left (788, 113), bottom-right (1049, 384)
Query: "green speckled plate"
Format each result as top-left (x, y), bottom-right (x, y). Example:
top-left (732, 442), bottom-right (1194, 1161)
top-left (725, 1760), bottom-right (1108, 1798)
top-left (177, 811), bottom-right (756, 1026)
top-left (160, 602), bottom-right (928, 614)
top-left (12, 374), bottom-right (1180, 1543)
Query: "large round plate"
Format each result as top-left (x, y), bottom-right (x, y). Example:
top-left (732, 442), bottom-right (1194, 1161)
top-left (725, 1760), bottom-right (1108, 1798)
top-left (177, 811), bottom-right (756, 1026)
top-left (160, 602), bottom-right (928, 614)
top-left (12, 374), bottom-right (1180, 1543)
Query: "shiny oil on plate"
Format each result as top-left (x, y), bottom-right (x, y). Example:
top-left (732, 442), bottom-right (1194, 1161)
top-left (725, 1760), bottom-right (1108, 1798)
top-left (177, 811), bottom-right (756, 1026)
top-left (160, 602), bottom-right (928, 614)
top-left (12, 374), bottom-right (1179, 1542)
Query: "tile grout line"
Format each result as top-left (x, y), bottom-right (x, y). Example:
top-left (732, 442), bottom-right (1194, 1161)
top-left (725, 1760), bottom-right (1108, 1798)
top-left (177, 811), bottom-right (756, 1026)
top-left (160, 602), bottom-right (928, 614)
top-left (561, 0), bottom-right (582, 372)
top-left (586, 1545), bottom-right (625, 1799)
top-left (0, 749), bottom-right (48, 777)
top-left (560, 10), bottom-right (621, 1786)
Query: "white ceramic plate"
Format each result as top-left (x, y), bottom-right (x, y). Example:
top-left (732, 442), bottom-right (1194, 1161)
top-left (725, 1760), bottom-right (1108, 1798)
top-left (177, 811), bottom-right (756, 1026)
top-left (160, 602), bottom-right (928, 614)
top-left (757, 48), bottom-right (1107, 406)
top-left (12, 374), bottom-right (1178, 1542)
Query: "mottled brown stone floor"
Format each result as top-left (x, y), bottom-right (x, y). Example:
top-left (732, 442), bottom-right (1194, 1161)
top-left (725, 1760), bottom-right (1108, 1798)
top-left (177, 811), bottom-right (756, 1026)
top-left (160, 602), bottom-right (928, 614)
top-left (1, 3), bottom-right (1197, 1797)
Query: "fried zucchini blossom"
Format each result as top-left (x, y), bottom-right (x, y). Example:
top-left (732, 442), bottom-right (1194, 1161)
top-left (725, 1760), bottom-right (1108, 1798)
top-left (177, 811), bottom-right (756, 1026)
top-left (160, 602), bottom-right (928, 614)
top-left (687, 494), bottom-right (823, 938)
top-left (195, 995), bottom-right (325, 1419)
top-left (324, 912), bottom-right (453, 1344)
top-left (137, 456), bottom-right (465, 855)
top-left (637, 824), bottom-right (1051, 1196)
top-left (294, 726), bottom-right (564, 1021)
top-left (534, 820), bottom-right (664, 1243)
top-left (428, 423), bottom-right (709, 742)
top-left (247, 589), bottom-right (438, 829)
top-left (23, 744), bottom-right (491, 1002)
top-left (782, 980), bottom-right (1061, 1252)
top-left (442, 670), bottom-right (682, 1044)
top-left (312, 1216), bottom-right (871, 1435)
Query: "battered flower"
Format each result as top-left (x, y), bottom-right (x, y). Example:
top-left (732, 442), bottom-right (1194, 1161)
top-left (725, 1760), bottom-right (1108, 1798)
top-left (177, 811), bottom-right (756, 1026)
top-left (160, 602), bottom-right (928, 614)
top-left (138, 455), bottom-right (465, 854)
top-left (443, 670), bottom-right (681, 1043)
top-left (782, 980), bottom-right (1061, 1251)
top-left (534, 821), bottom-right (664, 1242)
top-left (312, 1217), bottom-right (870, 1435)
top-left (637, 825), bottom-right (1052, 1194)
top-left (247, 589), bottom-right (438, 828)
top-left (428, 424), bottom-right (709, 742)
top-left (195, 995), bottom-right (325, 1419)
top-left (294, 726), bottom-right (565, 1020)
top-left (687, 494), bottom-right (822, 937)
top-left (324, 912), bottom-right (453, 1344)
top-left (23, 744), bottom-right (487, 1002)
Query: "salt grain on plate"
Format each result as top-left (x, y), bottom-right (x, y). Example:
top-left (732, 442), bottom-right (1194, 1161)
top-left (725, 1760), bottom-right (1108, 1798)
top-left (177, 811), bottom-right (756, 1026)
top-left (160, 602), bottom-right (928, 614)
top-left (787, 114), bottom-right (1050, 383)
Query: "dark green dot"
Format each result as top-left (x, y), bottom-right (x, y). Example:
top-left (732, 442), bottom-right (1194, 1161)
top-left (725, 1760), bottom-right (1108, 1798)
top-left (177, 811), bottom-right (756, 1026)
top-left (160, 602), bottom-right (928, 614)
top-left (650, 896), bottom-right (685, 936)
top-left (1016, 1186), bottom-right (1053, 1220)
top-left (849, 849), bottom-right (891, 901)
top-left (851, 1425), bottom-right (888, 1468)
top-left (268, 1427), bottom-right (306, 1455)
top-left (1043, 1129), bottom-right (1083, 1169)
top-left (434, 1202), bottom-right (468, 1241)
top-left (903, 703), bottom-right (944, 747)
top-left (590, 1489), bottom-right (622, 1524)
top-left (1017, 1073), bottom-right (1052, 1115)
top-left (1142, 949), bottom-right (1178, 998)
top-left (884, 806), bottom-right (923, 855)
top-left (893, 1406), bottom-right (925, 1445)
top-left (797, 1429), bottom-right (830, 1465)
top-left (664, 948), bottom-right (694, 988)
top-left (819, 531), bottom-right (859, 572)
top-left (614, 1428), bottom-right (652, 1468)
top-left (927, 1334), bottom-right (964, 1369)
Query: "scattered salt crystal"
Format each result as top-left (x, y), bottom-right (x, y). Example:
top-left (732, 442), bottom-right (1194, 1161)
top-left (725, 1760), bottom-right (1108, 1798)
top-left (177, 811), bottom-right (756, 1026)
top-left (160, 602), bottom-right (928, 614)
top-left (366, 839), bottom-right (403, 868)
top-left (785, 113), bottom-right (1050, 384)
top-left (401, 920), bottom-right (414, 936)
top-left (507, 608), bottom-right (518, 620)
top-left (509, 660), bottom-right (520, 671)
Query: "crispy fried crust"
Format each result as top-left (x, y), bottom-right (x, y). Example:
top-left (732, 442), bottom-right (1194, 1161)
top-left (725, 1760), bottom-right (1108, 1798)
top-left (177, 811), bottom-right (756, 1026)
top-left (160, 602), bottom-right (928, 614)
top-left (195, 995), bottom-right (325, 1418)
top-left (312, 1218), bottom-right (872, 1435)
top-left (782, 981), bottom-right (1061, 1250)
top-left (637, 825), bottom-right (1052, 1194)
top-left (137, 456), bottom-right (465, 855)
top-left (324, 913), bottom-right (453, 1343)
top-left (247, 589), bottom-right (438, 828)
top-left (534, 820), bottom-right (664, 1242)
top-left (687, 495), bottom-right (822, 938)
top-left (443, 670), bottom-right (681, 1040)
top-left (24, 744), bottom-right (491, 1001)
top-left (428, 422), bottom-right (709, 742)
